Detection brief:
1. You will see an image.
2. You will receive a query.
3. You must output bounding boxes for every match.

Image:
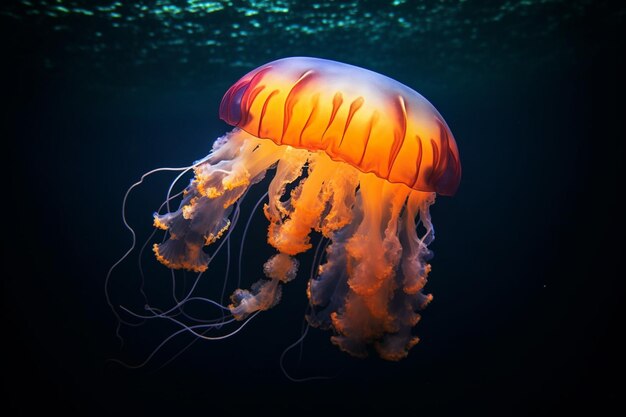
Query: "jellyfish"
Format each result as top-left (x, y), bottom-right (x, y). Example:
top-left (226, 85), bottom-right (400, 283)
top-left (117, 57), bottom-right (460, 362)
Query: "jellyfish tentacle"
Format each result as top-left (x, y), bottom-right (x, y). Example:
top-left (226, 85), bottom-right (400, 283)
top-left (106, 160), bottom-right (209, 344)
top-left (306, 202), bottom-right (360, 328)
top-left (401, 191), bottom-right (435, 295)
top-left (229, 253), bottom-right (299, 319)
top-left (264, 145), bottom-right (309, 225)
top-left (302, 167), bottom-right (437, 360)
top-left (153, 130), bottom-right (284, 273)
top-left (229, 147), bottom-right (362, 321)
top-left (109, 311), bottom-right (259, 370)
top-left (267, 152), bottom-right (333, 255)
top-left (326, 174), bottom-right (410, 358)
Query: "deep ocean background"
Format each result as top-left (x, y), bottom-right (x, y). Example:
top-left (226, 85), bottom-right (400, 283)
top-left (3, 1), bottom-right (624, 416)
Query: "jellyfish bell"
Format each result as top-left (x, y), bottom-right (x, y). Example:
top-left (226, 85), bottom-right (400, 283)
top-left (114, 57), bottom-right (460, 363)
top-left (220, 57), bottom-right (460, 196)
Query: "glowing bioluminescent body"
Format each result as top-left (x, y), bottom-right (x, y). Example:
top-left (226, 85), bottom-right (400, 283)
top-left (110, 57), bottom-right (460, 362)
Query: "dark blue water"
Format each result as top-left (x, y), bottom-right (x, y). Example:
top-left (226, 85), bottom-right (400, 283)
top-left (4, 1), bottom-right (623, 416)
